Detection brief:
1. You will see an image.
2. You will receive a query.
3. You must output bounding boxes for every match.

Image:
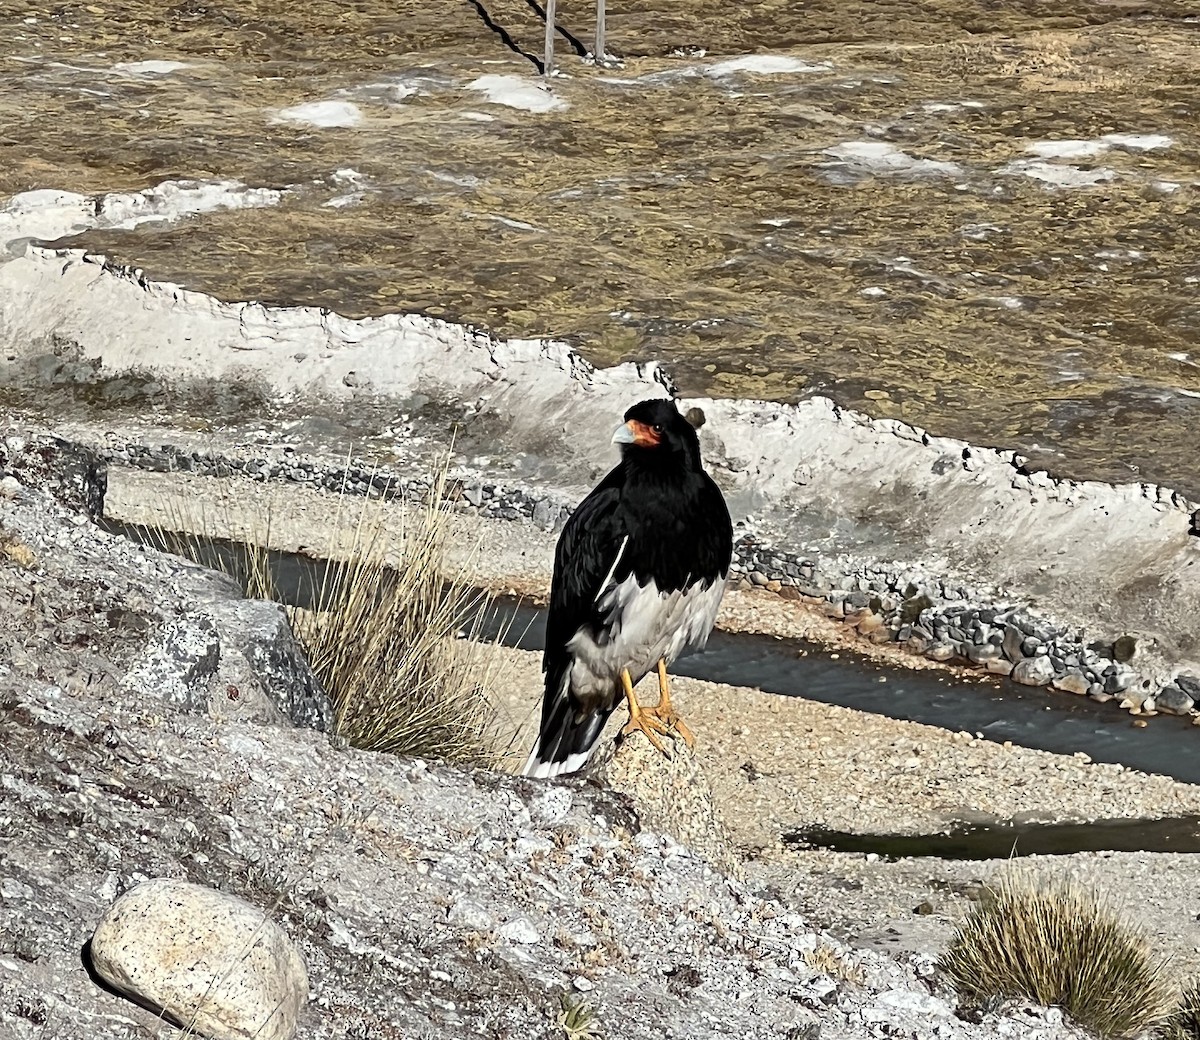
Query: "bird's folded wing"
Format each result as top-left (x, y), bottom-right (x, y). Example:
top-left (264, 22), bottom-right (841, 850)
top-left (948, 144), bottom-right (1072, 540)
top-left (544, 482), bottom-right (631, 661)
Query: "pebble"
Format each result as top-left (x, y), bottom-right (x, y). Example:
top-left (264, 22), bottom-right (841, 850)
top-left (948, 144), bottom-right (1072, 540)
top-left (447, 898), bottom-right (496, 931)
top-left (965, 644), bottom-right (999, 664)
top-left (0, 877), bottom-right (33, 900)
top-left (1156, 685), bottom-right (1195, 716)
top-left (1052, 671), bottom-right (1091, 696)
top-left (1012, 656), bottom-right (1055, 687)
top-left (998, 628), bottom-right (1027, 657)
top-left (1104, 669), bottom-right (1134, 695)
top-left (498, 917), bottom-right (541, 944)
top-left (1177, 675), bottom-right (1200, 699)
top-left (89, 878), bottom-right (308, 1040)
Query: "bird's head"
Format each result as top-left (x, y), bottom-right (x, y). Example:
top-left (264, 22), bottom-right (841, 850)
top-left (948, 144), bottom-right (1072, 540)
top-left (611, 398), bottom-right (702, 468)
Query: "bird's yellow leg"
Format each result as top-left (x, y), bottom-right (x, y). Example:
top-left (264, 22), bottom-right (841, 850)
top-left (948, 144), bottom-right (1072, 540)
top-left (619, 667), bottom-right (672, 756)
top-left (644, 659), bottom-right (695, 748)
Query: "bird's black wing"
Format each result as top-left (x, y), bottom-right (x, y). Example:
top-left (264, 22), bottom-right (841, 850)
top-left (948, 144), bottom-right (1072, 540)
top-left (542, 465), bottom-right (629, 681)
top-left (523, 467), bottom-right (631, 772)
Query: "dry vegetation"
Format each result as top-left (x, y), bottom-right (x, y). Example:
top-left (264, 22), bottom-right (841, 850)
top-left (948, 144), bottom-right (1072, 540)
top-left (0, 524), bottom-right (36, 569)
top-left (802, 941), bottom-right (864, 984)
top-left (142, 462), bottom-right (504, 766)
top-left (940, 873), bottom-right (1174, 1039)
top-left (1163, 982), bottom-right (1200, 1040)
top-left (287, 467), bottom-right (501, 764)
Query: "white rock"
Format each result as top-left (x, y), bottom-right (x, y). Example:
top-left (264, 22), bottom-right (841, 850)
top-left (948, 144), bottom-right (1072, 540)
top-left (270, 100), bottom-right (362, 128)
top-left (1024, 139), bottom-right (1108, 159)
top-left (707, 55), bottom-right (831, 76)
top-left (498, 917), bottom-right (540, 944)
top-left (1012, 656), bottom-right (1056, 687)
top-left (89, 878), bottom-right (307, 1040)
top-left (466, 75), bottom-right (566, 113)
top-left (112, 60), bottom-right (191, 77)
top-left (0, 877), bottom-right (33, 900)
top-left (447, 897), bottom-right (496, 931)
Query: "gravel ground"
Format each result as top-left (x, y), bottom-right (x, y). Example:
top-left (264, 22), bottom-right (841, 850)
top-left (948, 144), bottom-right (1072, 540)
top-left (488, 645), bottom-right (1200, 980)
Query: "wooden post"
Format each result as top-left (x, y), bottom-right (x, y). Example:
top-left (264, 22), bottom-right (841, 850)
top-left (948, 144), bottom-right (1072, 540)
top-left (543, 0), bottom-right (557, 76)
top-left (595, 0), bottom-right (605, 63)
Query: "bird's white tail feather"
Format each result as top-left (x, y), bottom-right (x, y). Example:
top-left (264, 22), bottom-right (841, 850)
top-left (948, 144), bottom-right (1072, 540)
top-left (521, 744), bottom-right (596, 779)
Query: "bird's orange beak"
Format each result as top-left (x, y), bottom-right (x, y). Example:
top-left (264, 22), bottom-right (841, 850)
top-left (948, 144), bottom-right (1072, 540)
top-left (612, 420), bottom-right (661, 448)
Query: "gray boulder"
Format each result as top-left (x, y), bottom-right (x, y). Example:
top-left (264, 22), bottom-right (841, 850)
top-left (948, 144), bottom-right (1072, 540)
top-left (0, 433), bottom-right (107, 519)
top-left (123, 598), bottom-right (332, 731)
top-left (1012, 656), bottom-right (1055, 687)
top-left (1156, 684), bottom-right (1195, 717)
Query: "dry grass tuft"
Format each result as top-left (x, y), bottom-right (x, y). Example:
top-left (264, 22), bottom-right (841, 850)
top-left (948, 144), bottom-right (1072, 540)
top-left (803, 941), bottom-right (863, 984)
top-left (0, 525), bottom-right (36, 569)
top-left (288, 465), bottom-right (500, 765)
top-left (939, 873), bottom-right (1172, 1039)
top-left (1162, 981), bottom-right (1200, 1040)
top-left (140, 459), bottom-right (503, 766)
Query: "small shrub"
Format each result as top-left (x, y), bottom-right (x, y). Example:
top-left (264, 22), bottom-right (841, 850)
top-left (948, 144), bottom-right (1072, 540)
top-left (0, 525), bottom-right (36, 569)
top-left (803, 941), bottom-right (863, 984)
top-left (288, 464), bottom-right (501, 765)
top-left (140, 459), bottom-right (502, 766)
top-left (557, 993), bottom-right (602, 1040)
top-left (939, 874), bottom-right (1172, 1039)
top-left (1162, 981), bottom-right (1200, 1040)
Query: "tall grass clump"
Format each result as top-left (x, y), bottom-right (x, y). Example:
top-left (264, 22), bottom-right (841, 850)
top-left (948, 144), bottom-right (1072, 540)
top-left (1162, 982), bottom-right (1200, 1040)
top-left (138, 458), bottom-right (503, 766)
top-left (288, 465), bottom-right (500, 765)
top-left (939, 873), bottom-right (1173, 1039)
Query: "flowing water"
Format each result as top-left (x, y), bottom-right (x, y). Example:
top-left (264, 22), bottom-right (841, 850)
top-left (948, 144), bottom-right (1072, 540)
top-left (786, 815), bottom-right (1200, 859)
top-left (4, 2), bottom-right (1200, 491)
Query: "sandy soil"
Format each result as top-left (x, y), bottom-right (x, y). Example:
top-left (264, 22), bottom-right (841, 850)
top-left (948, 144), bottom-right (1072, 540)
top-left (488, 643), bottom-right (1200, 977)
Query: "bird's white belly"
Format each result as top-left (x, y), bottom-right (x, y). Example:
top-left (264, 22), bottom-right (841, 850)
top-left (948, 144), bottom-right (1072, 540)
top-left (566, 574), bottom-right (725, 706)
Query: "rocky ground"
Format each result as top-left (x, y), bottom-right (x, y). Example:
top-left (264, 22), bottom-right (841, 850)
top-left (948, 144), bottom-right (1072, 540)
top-left (4, 430), bottom-right (1200, 1040)
top-left (7, 4), bottom-right (1200, 1031)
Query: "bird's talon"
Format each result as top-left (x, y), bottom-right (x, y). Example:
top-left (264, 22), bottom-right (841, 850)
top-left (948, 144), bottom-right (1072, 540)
top-left (643, 705), bottom-right (695, 749)
top-left (673, 716), bottom-right (696, 749)
top-left (621, 708), bottom-right (674, 756)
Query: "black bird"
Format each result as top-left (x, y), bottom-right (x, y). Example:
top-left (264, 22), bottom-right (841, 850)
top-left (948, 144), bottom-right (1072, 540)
top-left (522, 398), bottom-right (733, 778)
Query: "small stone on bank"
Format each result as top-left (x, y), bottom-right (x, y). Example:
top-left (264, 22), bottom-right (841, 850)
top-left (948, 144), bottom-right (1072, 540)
top-left (89, 878), bottom-right (308, 1040)
top-left (1052, 671), bottom-right (1091, 696)
top-left (1156, 684), bottom-right (1195, 716)
top-left (1012, 656), bottom-right (1055, 687)
top-left (499, 917), bottom-right (541, 944)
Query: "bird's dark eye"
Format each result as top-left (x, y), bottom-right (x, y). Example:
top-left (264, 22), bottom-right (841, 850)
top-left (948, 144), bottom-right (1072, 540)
top-left (652, 424), bottom-right (663, 434)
